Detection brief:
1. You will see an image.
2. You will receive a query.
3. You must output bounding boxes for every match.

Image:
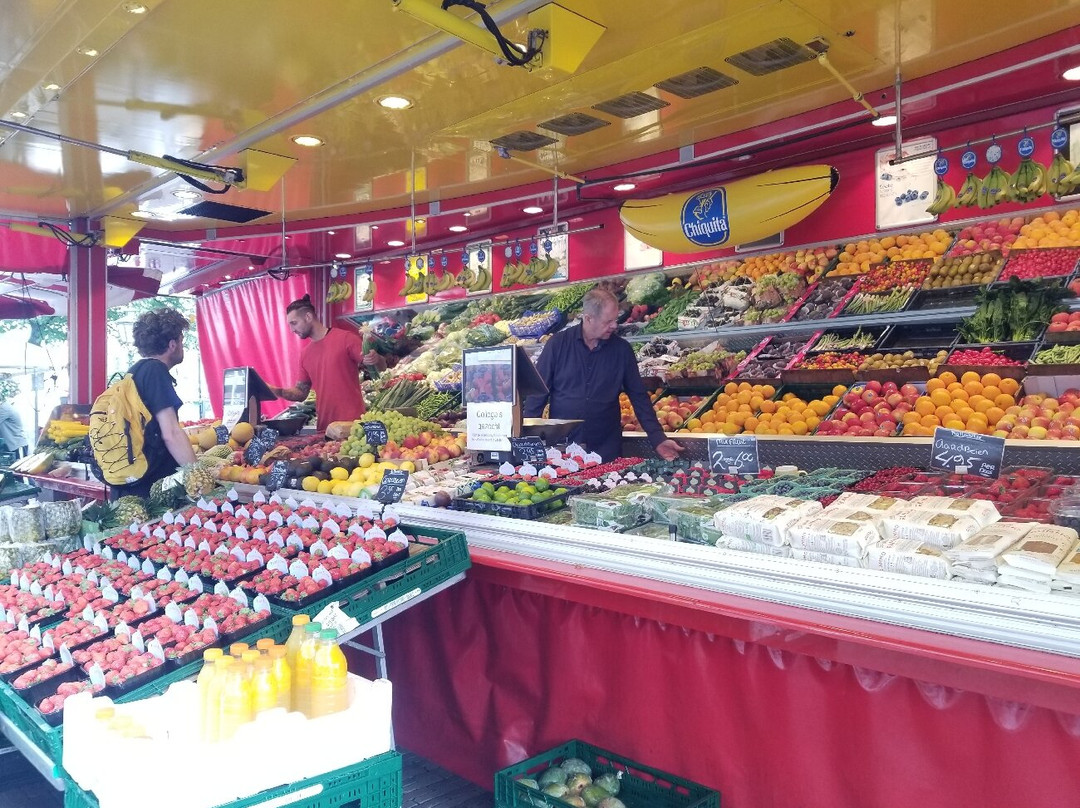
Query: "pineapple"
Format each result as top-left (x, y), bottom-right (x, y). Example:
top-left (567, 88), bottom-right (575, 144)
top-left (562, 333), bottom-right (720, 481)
top-left (182, 464), bottom-right (216, 498)
top-left (114, 496), bottom-right (149, 525)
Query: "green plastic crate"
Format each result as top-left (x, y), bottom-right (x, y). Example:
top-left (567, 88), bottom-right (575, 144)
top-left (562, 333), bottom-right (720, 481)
top-left (267, 525), bottom-right (470, 625)
top-left (495, 740), bottom-right (719, 808)
top-left (63, 750), bottom-right (403, 808)
top-left (0, 675), bottom-right (64, 764)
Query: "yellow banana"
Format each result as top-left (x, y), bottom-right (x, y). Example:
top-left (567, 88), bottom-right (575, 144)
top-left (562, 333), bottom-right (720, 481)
top-left (619, 164), bottom-right (838, 252)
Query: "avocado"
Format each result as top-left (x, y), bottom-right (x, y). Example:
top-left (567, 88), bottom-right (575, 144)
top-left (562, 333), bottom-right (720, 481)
top-left (337, 456), bottom-right (358, 471)
top-left (313, 471), bottom-right (330, 482)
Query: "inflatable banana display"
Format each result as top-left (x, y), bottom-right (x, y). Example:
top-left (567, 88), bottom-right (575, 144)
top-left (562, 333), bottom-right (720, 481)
top-left (619, 165), bottom-right (839, 253)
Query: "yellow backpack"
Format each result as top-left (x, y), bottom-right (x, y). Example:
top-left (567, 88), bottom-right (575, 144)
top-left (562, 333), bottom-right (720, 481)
top-left (88, 367), bottom-right (154, 485)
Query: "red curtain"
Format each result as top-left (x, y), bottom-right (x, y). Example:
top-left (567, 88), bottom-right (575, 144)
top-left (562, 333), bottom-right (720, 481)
top-left (195, 273), bottom-right (312, 417)
top-left (380, 574), bottom-right (1080, 808)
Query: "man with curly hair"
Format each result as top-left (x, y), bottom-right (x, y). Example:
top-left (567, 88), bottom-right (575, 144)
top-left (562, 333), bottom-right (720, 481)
top-left (112, 307), bottom-right (197, 498)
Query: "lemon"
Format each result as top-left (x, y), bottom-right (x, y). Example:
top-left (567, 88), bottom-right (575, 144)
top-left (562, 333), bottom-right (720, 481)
top-left (329, 467), bottom-right (349, 481)
top-left (302, 476), bottom-right (320, 492)
top-left (399, 461), bottom-right (416, 473)
top-left (346, 483), bottom-right (364, 498)
top-left (317, 480), bottom-right (335, 495)
top-left (358, 453), bottom-right (375, 468)
top-left (350, 468), bottom-right (364, 481)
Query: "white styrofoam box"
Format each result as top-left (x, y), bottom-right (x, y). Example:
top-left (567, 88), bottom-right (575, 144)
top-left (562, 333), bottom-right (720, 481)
top-left (63, 673), bottom-right (392, 808)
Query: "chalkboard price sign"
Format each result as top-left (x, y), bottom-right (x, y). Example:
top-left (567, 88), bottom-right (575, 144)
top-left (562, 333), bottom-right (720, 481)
top-left (707, 435), bottom-right (760, 475)
top-left (508, 436), bottom-right (547, 465)
top-left (362, 421), bottom-right (389, 447)
top-left (930, 427), bottom-right (1004, 479)
top-left (265, 461), bottom-right (289, 492)
top-left (376, 469), bottom-right (409, 504)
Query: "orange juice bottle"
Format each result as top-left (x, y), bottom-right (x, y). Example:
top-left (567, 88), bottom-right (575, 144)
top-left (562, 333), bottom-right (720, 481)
top-left (218, 656), bottom-right (253, 740)
top-left (285, 614), bottom-right (310, 670)
top-left (309, 629), bottom-right (349, 718)
top-left (251, 656), bottom-right (277, 714)
top-left (268, 646), bottom-right (292, 711)
top-left (292, 622), bottom-right (322, 716)
top-left (229, 642), bottom-right (250, 658)
top-left (197, 648), bottom-right (224, 743)
top-left (256, 638), bottom-right (275, 654)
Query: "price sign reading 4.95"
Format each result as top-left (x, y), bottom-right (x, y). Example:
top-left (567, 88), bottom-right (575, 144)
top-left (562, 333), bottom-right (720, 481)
top-left (930, 427), bottom-right (1004, 479)
top-left (376, 469), bottom-right (409, 504)
top-left (362, 421), bottom-right (389, 447)
top-left (707, 435), bottom-right (760, 475)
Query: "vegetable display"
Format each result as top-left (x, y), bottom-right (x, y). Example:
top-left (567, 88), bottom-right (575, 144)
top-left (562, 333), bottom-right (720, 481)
top-left (958, 278), bottom-right (1070, 343)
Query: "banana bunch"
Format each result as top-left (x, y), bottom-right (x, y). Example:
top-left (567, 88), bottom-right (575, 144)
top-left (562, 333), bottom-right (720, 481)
top-left (955, 172), bottom-right (982, 207)
top-left (398, 273), bottom-right (425, 297)
top-left (326, 280), bottom-right (353, 304)
top-left (926, 178), bottom-right (956, 215)
top-left (422, 271), bottom-right (455, 297)
top-left (46, 419), bottom-right (89, 443)
top-left (1009, 157), bottom-right (1048, 203)
top-left (976, 165), bottom-right (1011, 209)
top-left (501, 255), bottom-right (561, 288)
top-left (454, 264), bottom-right (491, 292)
top-left (362, 279), bottom-right (375, 303)
top-left (1048, 152), bottom-right (1080, 197)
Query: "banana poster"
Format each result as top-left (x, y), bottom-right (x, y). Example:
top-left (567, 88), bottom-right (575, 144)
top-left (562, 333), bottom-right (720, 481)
top-left (619, 165), bottom-right (839, 253)
top-left (354, 266), bottom-right (374, 312)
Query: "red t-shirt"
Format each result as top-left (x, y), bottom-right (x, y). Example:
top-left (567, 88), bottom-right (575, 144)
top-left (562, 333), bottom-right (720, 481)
top-left (298, 327), bottom-right (367, 430)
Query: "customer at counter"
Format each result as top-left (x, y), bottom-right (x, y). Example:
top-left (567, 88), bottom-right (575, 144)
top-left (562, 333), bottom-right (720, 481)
top-left (524, 288), bottom-right (684, 462)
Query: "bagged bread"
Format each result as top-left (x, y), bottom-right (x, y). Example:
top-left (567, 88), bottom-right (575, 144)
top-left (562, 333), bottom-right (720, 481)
top-left (790, 548), bottom-right (864, 568)
top-left (787, 514), bottom-right (880, 558)
top-left (830, 493), bottom-right (907, 513)
top-left (879, 506), bottom-right (980, 550)
top-left (997, 572), bottom-right (1053, 594)
top-left (909, 495), bottom-right (1001, 528)
top-left (715, 535), bottom-right (792, 558)
top-left (713, 496), bottom-right (822, 547)
top-left (1054, 546), bottom-right (1080, 585)
top-left (1000, 525), bottom-right (1078, 577)
top-left (866, 537), bottom-right (951, 580)
top-left (819, 506), bottom-right (885, 526)
top-left (945, 522), bottom-right (1031, 564)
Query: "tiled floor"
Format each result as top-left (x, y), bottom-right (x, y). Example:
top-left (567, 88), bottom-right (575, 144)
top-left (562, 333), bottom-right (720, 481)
top-left (0, 730), bottom-right (492, 808)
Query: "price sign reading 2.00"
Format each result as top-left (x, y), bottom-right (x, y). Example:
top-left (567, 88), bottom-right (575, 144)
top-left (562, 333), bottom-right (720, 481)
top-left (707, 435), bottom-right (760, 475)
top-left (930, 427), bottom-right (1004, 479)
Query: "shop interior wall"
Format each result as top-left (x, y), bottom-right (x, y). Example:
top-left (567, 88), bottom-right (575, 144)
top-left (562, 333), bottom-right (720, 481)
top-left (356, 98), bottom-right (1071, 315)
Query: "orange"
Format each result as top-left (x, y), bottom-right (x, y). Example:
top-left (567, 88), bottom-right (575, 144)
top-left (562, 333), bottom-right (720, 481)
top-left (985, 407), bottom-right (1005, 425)
top-left (902, 422), bottom-right (921, 436)
top-left (963, 381), bottom-right (984, 398)
top-left (811, 400), bottom-right (831, 416)
top-left (750, 395), bottom-right (764, 410)
top-left (701, 411), bottom-right (716, 424)
top-left (1000, 378), bottom-right (1020, 396)
top-left (759, 400), bottom-right (777, 414)
top-left (738, 382), bottom-right (752, 392)
top-left (926, 378), bottom-right (945, 393)
top-left (968, 394), bottom-right (987, 410)
top-left (915, 397), bottom-right (936, 416)
top-left (902, 411), bottom-right (921, 424)
top-left (791, 421), bottom-right (809, 436)
top-left (743, 416), bottom-right (759, 431)
top-left (930, 388), bottom-right (952, 408)
top-left (804, 415), bottom-right (821, 431)
top-left (755, 425), bottom-right (774, 435)
top-left (758, 412), bottom-right (773, 423)
top-left (954, 406), bottom-right (975, 423)
top-left (935, 405), bottom-right (955, 422)
top-left (777, 425), bottom-right (795, 435)
top-left (721, 422), bottom-right (740, 436)
top-left (981, 386), bottom-right (1001, 401)
top-left (982, 373), bottom-right (1003, 389)
top-left (995, 394), bottom-right (1015, 409)
top-left (968, 413), bottom-right (989, 430)
top-left (938, 371), bottom-right (958, 386)
top-left (920, 414), bottom-right (941, 428)
top-left (738, 404), bottom-right (752, 414)
top-left (823, 395), bottom-right (840, 406)
top-left (946, 382), bottom-right (964, 393)
top-left (973, 398), bottom-right (994, 414)
top-left (949, 389), bottom-right (969, 403)
top-left (724, 383), bottom-right (738, 395)
top-left (730, 413), bottom-right (746, 427)
top-left (736, 391), bottom-right (752, 405)
top-left (715, 394), bottom-right (731, 407)
top-left (960, 371), bottom-right (981, 386)
top-left (943, 418), bottom-right (965, 430)
top-left (761, 385), bottom-right (776, 398)
top-left (832, 385), bottom-right (848, 396)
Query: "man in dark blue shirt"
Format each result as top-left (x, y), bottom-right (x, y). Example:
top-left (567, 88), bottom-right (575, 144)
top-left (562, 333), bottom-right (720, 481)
top-left (524, 288), bottom-right (684, 462)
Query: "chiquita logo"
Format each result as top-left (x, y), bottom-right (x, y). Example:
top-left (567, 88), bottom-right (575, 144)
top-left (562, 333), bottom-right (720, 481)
top-left (681, 188), bottom-right (730, 247)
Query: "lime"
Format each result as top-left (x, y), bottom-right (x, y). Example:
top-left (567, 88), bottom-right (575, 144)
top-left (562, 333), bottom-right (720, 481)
top-left (534, 478), bottom-right (550, 492)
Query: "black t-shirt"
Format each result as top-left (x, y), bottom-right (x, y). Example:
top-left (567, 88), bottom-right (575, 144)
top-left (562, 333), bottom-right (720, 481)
top-left (111, 358), bottom-right (183, 499)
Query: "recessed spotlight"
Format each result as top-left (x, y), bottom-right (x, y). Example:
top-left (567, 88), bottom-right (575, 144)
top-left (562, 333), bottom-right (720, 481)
top-left (335, 252), bottom-right (352, 259)
top-left (247, 266), bottom-right (254, 271)
top-left (130, 210), bottom-right (155, 219)
top-left (10, 112), bottom-right (26, 119)
top-left (224, 275), bottom-right (232, 280)
top-left (172, 189), bottom-right (200, 201)
top-left (872, 114), bottom-right (897, 127)
top-left (76, 46), bottom-right (99, 57)
top-left (523, 206), bottom-right (544, 214)
top-left (377, 95), bottom-right (414, 110)
top-left (291, 135), bottom-right (324, 147)
top-left (123, 2), bottom-right (148, 13)
top-left (43, 83), bottom-right (60, 92)
top-left (1064, 66), bottom-right (1080, 81)
top-left (370, 225), bottom-right (379, 230)
top-left (463, 212), bottom-right (472, 217)
top-left (613, 183), bottom-right (636, 192)
top-left (387, 240), bottom-right (405, 247)
top-left (327, 230), bottom-right (336, 235)
top-left (449, 225), bottom-right (468, 233)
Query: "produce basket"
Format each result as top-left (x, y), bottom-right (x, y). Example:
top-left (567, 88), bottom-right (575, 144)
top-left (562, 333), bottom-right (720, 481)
top-left (509, 309), bottom-right (562, 338)
top-left (837, 286), bottom-right (917, 317)
top-left (920, 250), bottom-right (1005, 293)
top-left (940, 343), bottom-right (1034, 380)
top-left (495, 739), bottom-right (719, 808)
top-left (63, 750), bottom-right (403, 808)
top-left (876, 322), bottom-right (960, 351)
top-left (996, 246), bottom-right (1080, 283)
top-left (787, 276), bottom-right (859, 321)
top-left (1024, 342), bottom-right (1080, 376)
top-left (451, 480), bottom-right (578, 520)
top-left (854, 348), bottom-right (949, 383)
top-left (806, 326), bottom-right (886, 354)
top-left (907, 287), bottom-right (983, 311)
top-left (1040, 327), bottom-right (1080, 345)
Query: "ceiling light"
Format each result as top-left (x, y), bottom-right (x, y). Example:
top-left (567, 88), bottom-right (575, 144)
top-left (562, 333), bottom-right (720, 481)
top-left (449, 225), bottom-right (468, 233)
top-left (387, 240), bottom-right (405, 247)
top-left (377, 95), bottom-right (414, 110)
top-left (122, 2), bottom-right (148, 13)
top-left (872, 114), bottom-right (897, 127)
top-left (224, 275), bottom-right (232, 280)
top-left (463, 212), bottom-right (472, 217)
top-left (327, 230), bottom-right (336, 235)
top-left (523, 206), bottom-right (544, 214)
top-left (43, 83), bottom-right (60, 92)
top-left (370, 225), bottom-right (379, 230)
top-left (1064, 66), bottom-right (1080, 81)
top-left (76, 46), bottom-right (99, 57)
top-left (291, 135), bottom-right (324, 147)
top-left (247, 266), bottom-right (254, 271)
top-left (335, 252), bottom-right (352, 259)
top-left (172, 189), bottom-right (200, 201)
top-left (130, 210), bottom-right (155, 219)
top-left (613, 183), bottom-right (636, 192)
top-left (10, 112), bottom-right (26, 119)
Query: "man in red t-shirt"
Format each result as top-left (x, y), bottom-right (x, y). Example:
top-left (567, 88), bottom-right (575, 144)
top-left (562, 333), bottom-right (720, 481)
top-left (268, 295), bottom-right (381, 431)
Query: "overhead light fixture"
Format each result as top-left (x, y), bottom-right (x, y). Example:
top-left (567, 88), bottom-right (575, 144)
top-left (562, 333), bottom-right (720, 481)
top-left (463, 212), bottom-right (472, 217)
top-left (449, 225), bottom-right (468, 233)
top-left (872, 114), bottom-right (897, 127)
top-left (291, 135), bottom-right (324, 147)
top-left (377, 95), bottom-right (414, 110)
top-left (328, 230), bottom-right (336, 235)
top-left (172, 189), bottom-right (200, 200)
top-left (10, 112), bottom-right (26, 119)
top-left (130, 209), bottom-right (156, 219)
top-left (387, 240), bottom-right (405, 247)
top-left (1064, 66), bottom-right (1080, 81)
top-left (371, 225), bottom-right (379, 230)
top-left (523, 206), bottom-right (544, 214)
top-left (43, 83), bottom-right (60, 92)
top-left (335, 252), bottom-right (352, 259)
top-left (122, 2), bottom-right (148, 13)
top-left (414, 218), bottom-right (425, 225)
top-left (76, 46), bottom-right (99, 57)
top-left (224, 275), bottom-right (232, 280)
top-left (613, 183), bottom-right (636, 192)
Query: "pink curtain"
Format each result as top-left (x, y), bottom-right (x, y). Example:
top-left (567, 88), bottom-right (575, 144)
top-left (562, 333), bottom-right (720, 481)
top-left (196, 273), bottom-right (312, 417)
